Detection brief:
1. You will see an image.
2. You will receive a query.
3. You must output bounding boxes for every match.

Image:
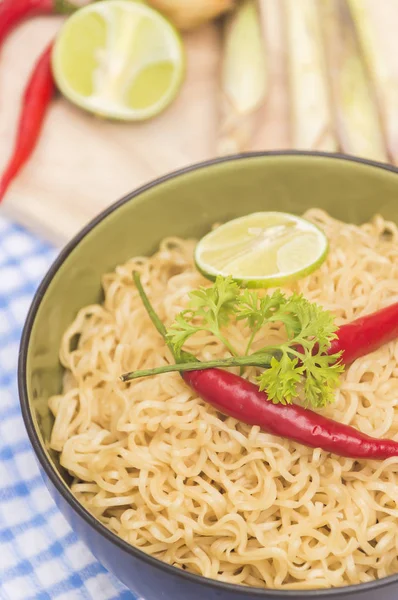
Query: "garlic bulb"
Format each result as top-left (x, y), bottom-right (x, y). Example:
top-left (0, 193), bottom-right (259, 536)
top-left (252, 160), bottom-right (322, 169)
top-left (146, 0), bottom-right (235, 30)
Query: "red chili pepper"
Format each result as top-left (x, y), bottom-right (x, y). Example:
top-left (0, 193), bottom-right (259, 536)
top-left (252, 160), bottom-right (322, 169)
top-left (0, 0), bottom-right (83, 45)
top-left (328, 302), bottom-right (398, 364)
top-left (133, 273), bottom-right (398, 462)
top-left (0, 43), bottom-right (55, 202)
top-left (184, 369), bottom-right (398, 460)
top-left (0, 0), bottom-right (53, 45)
top-left (183, 305), bottom-right (398, 460)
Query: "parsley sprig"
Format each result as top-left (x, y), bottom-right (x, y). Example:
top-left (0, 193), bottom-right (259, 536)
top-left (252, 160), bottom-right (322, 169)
top-left (168, 276), bottom-right (241, 358)
top-left (121, 275), bottom-right (344, 408)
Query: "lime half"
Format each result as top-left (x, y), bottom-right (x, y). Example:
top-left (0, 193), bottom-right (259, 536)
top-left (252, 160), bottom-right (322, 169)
top-left (52, 0), bottom-right (185, 121)
top-left (195, 212), bottom-right (329, 288)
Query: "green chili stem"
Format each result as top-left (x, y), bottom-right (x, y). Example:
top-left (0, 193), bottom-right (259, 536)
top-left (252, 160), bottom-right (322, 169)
top-left (54, 0), bottom-right (89, 14)
top-left (120, 352), bottom-right (273, 382)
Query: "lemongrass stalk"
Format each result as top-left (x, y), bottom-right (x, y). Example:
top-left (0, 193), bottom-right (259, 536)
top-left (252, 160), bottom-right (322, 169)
top-left (319, 0), bottom-right (388, 162)
top-left (217, 0), bottom-right (268, 155)
top-left (347, 0), bottom-right (397, 163)
top-left (283, 0), bottom-right (337, 151)
top-left (146, 0), bottom-right (235, 30)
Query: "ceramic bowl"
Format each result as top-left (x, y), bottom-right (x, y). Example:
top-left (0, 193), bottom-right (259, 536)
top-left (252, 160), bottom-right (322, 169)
top-left (19, 152), bottom-right (398, 600)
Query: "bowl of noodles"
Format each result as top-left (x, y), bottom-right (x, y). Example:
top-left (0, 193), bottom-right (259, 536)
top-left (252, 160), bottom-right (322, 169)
top-left (19, 152), bottom-right (398, 600)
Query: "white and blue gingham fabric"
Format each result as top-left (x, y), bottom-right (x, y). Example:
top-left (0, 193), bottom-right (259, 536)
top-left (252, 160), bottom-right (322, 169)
top-left (0, 215), bottom-right (136, 600)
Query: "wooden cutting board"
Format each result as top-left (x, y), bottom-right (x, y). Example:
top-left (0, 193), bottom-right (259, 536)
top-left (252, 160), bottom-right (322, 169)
top-left (0, 0), bottom-right (396, 246)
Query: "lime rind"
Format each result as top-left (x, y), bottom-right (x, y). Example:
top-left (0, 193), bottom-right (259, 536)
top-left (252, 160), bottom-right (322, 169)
top-left (194, 212), bottom-right (329, 288)
top-left (52, 0), bottom-right (185, 121)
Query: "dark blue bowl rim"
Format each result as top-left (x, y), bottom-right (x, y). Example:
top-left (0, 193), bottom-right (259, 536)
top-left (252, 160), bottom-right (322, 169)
top-left (18, 150), bottom-right (398, 598)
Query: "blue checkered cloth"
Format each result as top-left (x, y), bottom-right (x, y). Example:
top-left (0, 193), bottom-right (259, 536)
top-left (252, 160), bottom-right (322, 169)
top-left (0, 215), bottom-right (136, 600)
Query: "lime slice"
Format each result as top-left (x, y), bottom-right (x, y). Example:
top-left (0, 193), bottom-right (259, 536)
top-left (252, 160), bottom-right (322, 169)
top-left (195, 212), bottom-right (329, 287)
top-left (52, 0), bottom-right (185, 121)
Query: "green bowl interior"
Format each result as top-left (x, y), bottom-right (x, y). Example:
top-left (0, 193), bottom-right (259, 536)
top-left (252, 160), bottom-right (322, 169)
top-left (24, 153), bottom-right (398, 486)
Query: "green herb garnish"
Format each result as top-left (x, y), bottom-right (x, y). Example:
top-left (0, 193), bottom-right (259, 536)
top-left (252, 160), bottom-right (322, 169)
top-left (122, 275), bottom-right (344, 408)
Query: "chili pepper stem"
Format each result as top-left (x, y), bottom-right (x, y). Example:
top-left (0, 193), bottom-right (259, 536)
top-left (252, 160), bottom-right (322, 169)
top-left (54, 0), bottom-right (87, 14)
top-left (121, 353), bottom-right (274, 382)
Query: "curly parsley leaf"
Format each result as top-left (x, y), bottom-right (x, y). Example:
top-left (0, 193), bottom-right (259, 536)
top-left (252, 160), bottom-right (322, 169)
top-left (166, 312), bottom-right (199, 357)
top-left (166, 276), bottom-right (344, 408)
top-left (258, 354), bottom-right (305, 405)
top-left (301, 352), bottom-right (344, 408)
top-left (188, 275), bottom-right (240, 327)
top-left (236, 289), bottom-right (285, 330)
top-left (167, 276), bottom-right (240, 356)
top-left (284, 294), bottom-right (339, 352)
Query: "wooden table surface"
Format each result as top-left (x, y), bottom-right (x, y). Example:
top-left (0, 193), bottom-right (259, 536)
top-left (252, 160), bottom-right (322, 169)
top-left (0, 0), bottom-right (397, 245)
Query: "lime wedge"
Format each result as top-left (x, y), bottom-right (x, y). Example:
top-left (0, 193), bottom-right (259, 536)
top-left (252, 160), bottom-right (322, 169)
top-left (195, 212), bottom-right (329, 287)
top-left (52, 0), bottom-right (185, 121)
